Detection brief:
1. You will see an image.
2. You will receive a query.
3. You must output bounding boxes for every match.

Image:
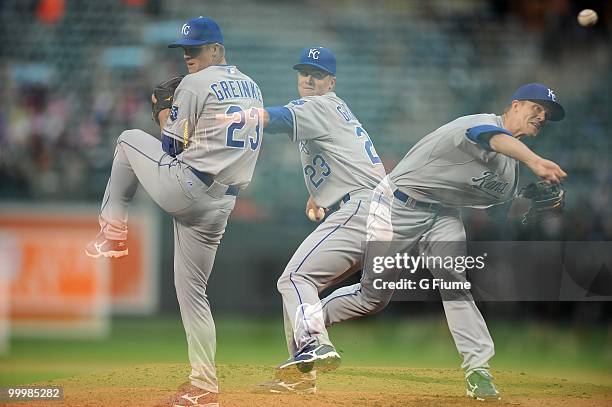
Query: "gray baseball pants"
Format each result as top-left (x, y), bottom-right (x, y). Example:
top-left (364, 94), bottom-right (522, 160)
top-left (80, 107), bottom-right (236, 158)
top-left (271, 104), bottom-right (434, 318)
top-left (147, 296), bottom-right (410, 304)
top-left (276, 189), bottom-right (372, 356)
top-left (321, 177), bottom-right (495, 374)
top-left (99, 129), bottom-right (235, 393)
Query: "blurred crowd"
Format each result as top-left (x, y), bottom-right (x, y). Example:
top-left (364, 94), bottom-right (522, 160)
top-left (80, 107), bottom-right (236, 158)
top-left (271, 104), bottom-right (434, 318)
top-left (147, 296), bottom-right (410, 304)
top-left (0, 78), bottom-right (153, 200)
top-left (1, 0), bottom-right (611, 241)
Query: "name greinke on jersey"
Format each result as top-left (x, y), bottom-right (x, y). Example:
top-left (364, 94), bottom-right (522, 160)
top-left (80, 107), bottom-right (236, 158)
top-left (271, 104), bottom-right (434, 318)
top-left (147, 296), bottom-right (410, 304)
top-left (210, 79), bottom-right (262, 102)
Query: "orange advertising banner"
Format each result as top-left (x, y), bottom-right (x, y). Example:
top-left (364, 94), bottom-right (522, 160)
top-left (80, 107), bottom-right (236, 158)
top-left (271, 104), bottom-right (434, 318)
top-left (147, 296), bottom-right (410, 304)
top-left (0, 204), bottom-right (159, 337)
top-left (0, 258), bottom-right (9, 352)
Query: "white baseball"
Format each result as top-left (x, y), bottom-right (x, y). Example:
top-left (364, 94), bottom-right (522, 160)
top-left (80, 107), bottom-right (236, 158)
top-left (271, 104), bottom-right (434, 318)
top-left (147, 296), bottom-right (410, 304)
top-left (578, 9), bottom-right (598, 27)
top-left (307, 208), bottom-right (325, 222)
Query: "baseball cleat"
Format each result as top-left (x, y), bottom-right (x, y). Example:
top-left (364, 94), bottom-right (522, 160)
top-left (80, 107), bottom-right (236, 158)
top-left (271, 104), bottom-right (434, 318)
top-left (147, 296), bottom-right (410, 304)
top-left (85, 232), bottom-right (128, 258)
top-left (155, 383), bottom-right (219, 407)
top-left (278, 341), bottom-right (341, 374)
top-left (466, 369), bottom-right (501, 402)
top-left (254, 374), bottom-right (317, 394)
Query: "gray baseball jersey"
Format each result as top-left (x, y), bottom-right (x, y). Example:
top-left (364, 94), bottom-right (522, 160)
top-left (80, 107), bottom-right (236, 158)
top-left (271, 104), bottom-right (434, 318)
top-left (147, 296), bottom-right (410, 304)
top-left (163, 65), bottom-right (264, 189)
top-left (320, 114), bottom-right (520, 376)
top-left (274, 92), bottom-right (386, 357)
top-left (284, 92), bottom-right (386, 208)
top-left (390, 114), bottom-right (519, 208)
top-left (95, 63), bottom-right (265, 393)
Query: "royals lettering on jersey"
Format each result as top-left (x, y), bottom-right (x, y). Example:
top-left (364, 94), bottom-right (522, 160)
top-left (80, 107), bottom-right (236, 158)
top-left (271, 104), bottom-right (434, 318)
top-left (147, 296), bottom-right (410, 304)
top-left (471, 171), bottom-right (510, 199)
top-left (283, 92), bottom-right (385, 208)
top-left (389, 113), bottom-right (518, 209)
top-left (210, 79), bottom-right (263, 102)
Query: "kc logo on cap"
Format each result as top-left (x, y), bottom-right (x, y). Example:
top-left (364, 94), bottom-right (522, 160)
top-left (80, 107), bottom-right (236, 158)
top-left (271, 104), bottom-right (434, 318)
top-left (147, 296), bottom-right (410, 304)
top-left (293, 46), bottom-right (337, 76)
top-left (512, 83), bottom-right (565, 121)
top-left (168, 16), bottom-right (224, 48)
top-left (308, 49), bottom-right (320, 60)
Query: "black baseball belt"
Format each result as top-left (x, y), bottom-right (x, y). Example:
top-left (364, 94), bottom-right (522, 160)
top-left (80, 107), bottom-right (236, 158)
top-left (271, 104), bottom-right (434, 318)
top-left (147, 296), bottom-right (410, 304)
top-left (393, 189), bottom-right (441, 211)
top-left (189, 168), bottom-right (240, 196)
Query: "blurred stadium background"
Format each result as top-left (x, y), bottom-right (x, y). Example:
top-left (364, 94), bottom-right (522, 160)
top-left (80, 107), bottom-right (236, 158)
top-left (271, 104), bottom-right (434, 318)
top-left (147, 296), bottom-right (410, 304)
top-left (0, 0), bottom-right (611, 388)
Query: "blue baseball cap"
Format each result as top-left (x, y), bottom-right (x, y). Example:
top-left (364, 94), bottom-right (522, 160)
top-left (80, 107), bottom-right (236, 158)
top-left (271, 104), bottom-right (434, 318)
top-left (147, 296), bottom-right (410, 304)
top-left (293, 47), bottom-right (336, 76)
top-left (168, 16), bottom-right (223, 48)
top-left (511, 83), bottom-right (565, 121)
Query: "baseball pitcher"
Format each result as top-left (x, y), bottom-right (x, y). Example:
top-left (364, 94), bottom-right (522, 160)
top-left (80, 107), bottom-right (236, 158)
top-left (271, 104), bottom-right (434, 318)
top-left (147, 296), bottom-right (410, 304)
top-left (85, 16), bottom-right (263, 407)
top-left (321, 83), bottom-right (567, 401)
top-left (257, 47), bottom-right (386, 394)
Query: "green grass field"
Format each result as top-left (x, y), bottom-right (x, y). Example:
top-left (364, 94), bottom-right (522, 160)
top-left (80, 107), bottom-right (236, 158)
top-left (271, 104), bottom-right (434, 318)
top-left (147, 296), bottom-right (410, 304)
top-left (1, 317), bottom-right (611, 406)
